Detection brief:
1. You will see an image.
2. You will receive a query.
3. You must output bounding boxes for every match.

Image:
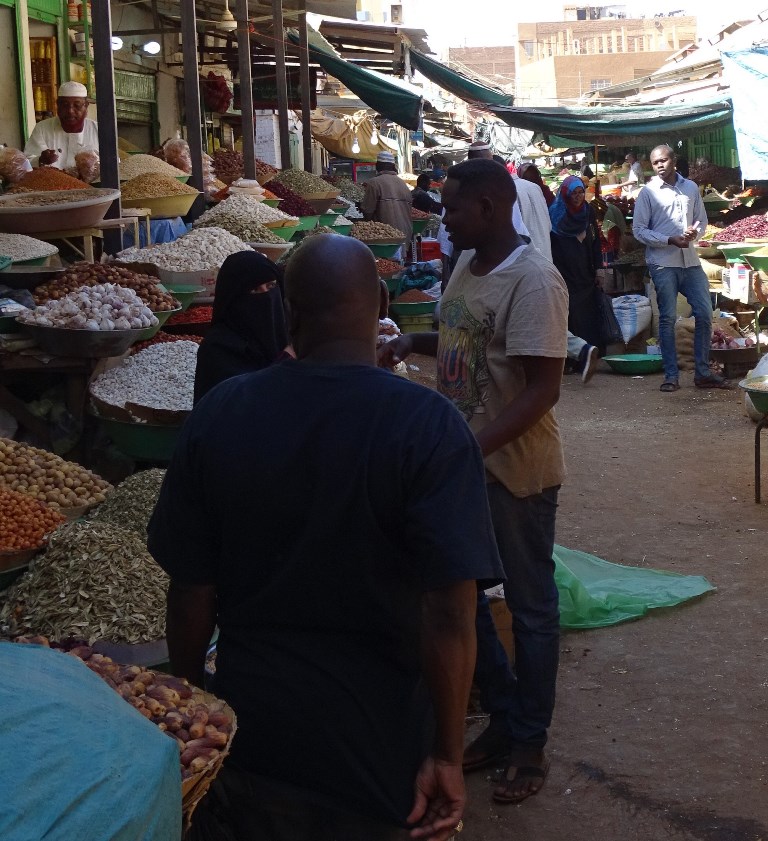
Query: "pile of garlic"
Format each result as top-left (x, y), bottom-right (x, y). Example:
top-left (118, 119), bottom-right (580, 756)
top-left (18, 283), bottom-right (159, 331)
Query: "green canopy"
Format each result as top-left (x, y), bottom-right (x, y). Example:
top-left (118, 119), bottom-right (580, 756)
top-left (286, 28), bottom-right (422, 130)
top-left (408, 48), bottom-right (514, 108)
top-left (491, 98), bottom-right (733, 145)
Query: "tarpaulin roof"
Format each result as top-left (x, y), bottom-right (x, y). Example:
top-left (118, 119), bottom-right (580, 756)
top-left (721, 44), bottom-right (768, 180)
top-left (408, 48), bottom-right (515, 108)
top-left (489, 98), bottom-right (733, 146)
top-left (286, 26), bottom-right (422, 130)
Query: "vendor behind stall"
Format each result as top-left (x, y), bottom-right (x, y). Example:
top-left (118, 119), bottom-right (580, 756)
top-left (24, 81), bottom-right (99, 171)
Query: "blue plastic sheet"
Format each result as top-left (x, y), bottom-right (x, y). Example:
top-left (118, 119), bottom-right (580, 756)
top-left (121, 216), bottom-right (189, 249)
top-left (0, 643), bottom-right (181, 841)
top-left (721, 46), bottom-right (768, 181)
top-left (554, 545), bottom-right (715, 629)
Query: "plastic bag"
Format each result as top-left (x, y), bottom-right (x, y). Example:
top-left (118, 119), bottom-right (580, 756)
top-left (393, 262), bottom-right (442, 297)
top-left (163, 137), bottom-right (192, 175)
top-left (0, 146), bottom-right (32, 184)
top-left (75, 150), bottom-right (100, 184)
top-left (595, 288), bottom-right (623, 345)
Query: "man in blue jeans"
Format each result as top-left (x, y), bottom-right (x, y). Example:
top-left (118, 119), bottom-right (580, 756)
top-left (633, 144), bottom-right (731, 392)
top-left (379, 158), bottom-right (568, 806)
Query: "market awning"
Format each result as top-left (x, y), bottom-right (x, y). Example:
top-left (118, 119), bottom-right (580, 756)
top-left (408, 48), bottom-right (514, 109)
top-left (721, 45), bottom-right (768, 180)
top-left (286, 26), bottom-right (422, 129)
top-left (489, 98), bottom-right (733, 145)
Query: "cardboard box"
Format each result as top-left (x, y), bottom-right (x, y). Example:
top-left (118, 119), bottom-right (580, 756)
top-left (488, 597), bottom-right (515, 662)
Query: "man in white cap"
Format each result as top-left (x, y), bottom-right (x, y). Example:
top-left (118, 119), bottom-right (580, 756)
top-left (360, 151), bottom-right (414, 244)
top-left (24, 81), bottom-right (99, 170)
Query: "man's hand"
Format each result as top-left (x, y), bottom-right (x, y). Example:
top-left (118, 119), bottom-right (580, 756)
top-left (407, 756), bottom-right (465, 840)
top-left (668, 234), bottom-right (691, 248)
top-left (39, 149), bottom-right (59, 166)
top-left (377, 334), bottom-right (413, 368)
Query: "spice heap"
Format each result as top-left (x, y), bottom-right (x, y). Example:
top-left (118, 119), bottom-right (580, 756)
top-left (34, 263), bottom-right (178, 311)
top-left (130, 331), bottom-right (203, 355)
top-left (90, 340), bottom-right (199, 416)
top-left (712, 213), bottom-right (768, 243)
top-left (0, 521), bottom-right (168, 644)
top-left (324, 175), bottom-right (365, 203)
top-left (8, 168), bottom-right (90, 193)
top-left (116, 227), bottom-right (252, 273)
top-left (121, 173), bottom-right (198, 200)
top-left (90, 469), bottom-right (166, 536)
top-left (211, 149), bottom-right (244, 183)
top-left (0, 488), bottom-right (65, 552)
top-left (167, 306), bottom-right (213, 326)
top-left (20, 284), bottom-right (159, 331)
top-left (194, 196), bottom-right (299, 231)
top-left (375, 258), bottom-right (402, 276)
top-left (119, 154), bottom-right (187, 180)
top-left (0, 438), bottom-right (111, 512)
top-left (411, 207), bottom-right (431, 219)
top-left (262, 180), bottom-right (318, 217)
top-left (395, 289), bottom-right (433, 303)
top-left (0, 233), bottom-right (59, 262)
top-left (4, 189), bottom-right (106, 207)
top-left (273, 168), bottom-right (337, 197)
top-left (351, 221), bottom-right (406, 241)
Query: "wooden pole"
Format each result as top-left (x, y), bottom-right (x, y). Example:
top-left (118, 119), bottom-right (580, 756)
top-left (181, 0), bottom-right (204, 192)
top-left (237, 0), bottom-right (256, 180)
top-left (271, 0), bottom-right (291, 167)
top-left (298, 0), bottom-right (312, 171)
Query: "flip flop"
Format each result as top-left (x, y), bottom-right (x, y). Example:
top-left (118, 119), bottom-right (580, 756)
top-left (694, 376), bottom-right (733, 390)
top-left (659, 380), bottom-right (680, 392)
top-left (492, 756), bottom-right (550, 805)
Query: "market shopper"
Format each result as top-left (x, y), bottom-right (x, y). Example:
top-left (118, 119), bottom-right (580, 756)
top-left (412, 172), bottom-right (443, 215)
top-left (24, 81), bottom-right (99, 171)
top-left (193, 251), bottom-right (289, 404)
top-left (379, 158), bottom-right (568, 806)
top-left (361, 151), bottom-right (414, 241)
top-left (549, 175), bottom-right (604, 352)
top-left (617, 151), bottom-right (645, 195)
top-left (632, 144), bottom-right (729, 391)
top-left (518, 162), bottom-right (556, 207)
top-left (149, 233), bottom-right (504, 841)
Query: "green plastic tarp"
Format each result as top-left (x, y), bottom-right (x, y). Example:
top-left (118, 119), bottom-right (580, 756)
top-left (408, 48), bottom-right (514, 108)
top-left (286, 28), bottom-right (422, 130)
top-left (490, 98), bottom-right (733, 145)
top-left (554, 545), bottom-right (715, 629)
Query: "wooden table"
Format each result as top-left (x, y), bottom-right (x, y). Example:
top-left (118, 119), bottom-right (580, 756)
top-left (35, 216), bottom-right (143, 262)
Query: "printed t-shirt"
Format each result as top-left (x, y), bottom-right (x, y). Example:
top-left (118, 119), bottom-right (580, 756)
top-left (437, 244), bottom-right (568, 497)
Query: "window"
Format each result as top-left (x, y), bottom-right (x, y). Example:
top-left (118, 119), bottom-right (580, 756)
top-left (522, 40), bottom-right (535, 58)
top-left (590, 78), bottom-right (611, 90)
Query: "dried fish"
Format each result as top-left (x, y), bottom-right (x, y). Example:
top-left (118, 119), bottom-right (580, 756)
top-left (89, 469), bottom-right (166, 535)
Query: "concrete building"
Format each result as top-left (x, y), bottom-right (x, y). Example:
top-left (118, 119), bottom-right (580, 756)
top-left (446, 46), bottom-right (516, 92)
top-left (515, 12), bottom-right (697, 103)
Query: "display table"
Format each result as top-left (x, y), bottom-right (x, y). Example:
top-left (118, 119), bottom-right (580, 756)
top-left (35, 217), bottom-right (142, 262)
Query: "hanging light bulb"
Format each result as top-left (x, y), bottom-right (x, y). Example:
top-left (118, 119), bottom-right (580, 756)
top-left (351, 134), bottom-right (360, 154)
top-left (370, 123), bottom-right (379, 145)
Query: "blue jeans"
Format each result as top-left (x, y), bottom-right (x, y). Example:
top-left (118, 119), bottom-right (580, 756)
top-left (649, 264), bottom-right (713, 381)
top-left (474, 483), bottom-right (560, 750)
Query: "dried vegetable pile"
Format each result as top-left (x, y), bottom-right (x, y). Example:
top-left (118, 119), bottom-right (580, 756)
top-left (0, 520), bottom-right (168, 643)
top-left (711, 213), bottom-right (768, 243)
top-left (0, 438), bottom-right (111, 511)
top-left (0, 233), bottom-right (59, 262)
top-left (116, 227), bottom-right (252, 272)
top-left (33, 262), bottom-right (178, 311)
top-left (121, 173), bottom-right (198, 200)
top-left (0, 488), bottom-right (65, 552)
top-left (273, 168), bottom-right (337, 197)
top-left (90, 469), bottom-right (167, 536)
top-left (324, 175), bottom-right (365, 203)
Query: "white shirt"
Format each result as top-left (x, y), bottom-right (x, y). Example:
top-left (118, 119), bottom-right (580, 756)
top-left (511, 175), bottom-right (552, 261)
top-left (24, 116), bottom-right (99, 171)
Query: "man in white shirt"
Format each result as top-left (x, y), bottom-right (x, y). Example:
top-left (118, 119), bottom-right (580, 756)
top-left (633, 143), bottom-right (730, 391)
top-left (24, 81), bottom-right (99, 171)
top-left (617, 151), bottom-right (645, 195)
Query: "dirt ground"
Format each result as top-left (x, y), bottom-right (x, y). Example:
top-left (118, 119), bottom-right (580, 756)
top-left (406, 355), bottom-right (768, 841)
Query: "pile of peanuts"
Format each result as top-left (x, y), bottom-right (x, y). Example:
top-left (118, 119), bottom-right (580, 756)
top-left (350, 221), bottom-right (407, 241)
top-left (0, 488), bottom-right (65, 552)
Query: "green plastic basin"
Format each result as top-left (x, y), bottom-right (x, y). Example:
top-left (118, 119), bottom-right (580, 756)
top-left (412, 218), bottom-right (429, 235)
top-left (745, 253), bottom-right (768, 273)
top-left (603, 354), bottom-right (664, 374)
top-left (368, 243), bottom-right (402, 259)
top-left (292, 215), bottom-right (320, 233)
top-left (715, 242), bottom-right (764, 264)
top-left (137, 306), bottom-right (182, 341)
top-left (265, 224), bottom-right (299, 241)
top-left (319, 211), bottom-right (338, 226)
top-left (95, 415), bottom-right (182, 462)
top-left (389, 299), bottom-right (437, 317)
top-left (0, 255), bottom-right (11, 272)
top-left (739, 375), bottom-right (768, 414)
top-left (165, 285), bottom-right (206, 312)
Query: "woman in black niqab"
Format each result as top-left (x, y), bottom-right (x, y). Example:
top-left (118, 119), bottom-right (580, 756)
top-left (193, 250), bottom-right (289, 404)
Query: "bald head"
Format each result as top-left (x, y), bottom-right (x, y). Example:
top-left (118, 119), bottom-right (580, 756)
top-left (284, 234), bottom-right (382, 360)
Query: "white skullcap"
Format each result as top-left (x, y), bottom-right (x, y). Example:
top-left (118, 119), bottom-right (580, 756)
top-left (469, 141), bottom-right (491, 150)
top-left (58, 81), bottom-right (88, 98)
top-left (376, 151), bottom-right (395, 164)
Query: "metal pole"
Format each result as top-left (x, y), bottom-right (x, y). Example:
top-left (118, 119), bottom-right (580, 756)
top-left (91, 0), bottom-right (122, 255)
top-left (237, 0), bottom-right (256, 179)
top-left (271, 0), bottom-right (291, 167)
top-left (298, 0), bottom-right (312, 171)
top-left (181, 0), bottom-right (204, 192)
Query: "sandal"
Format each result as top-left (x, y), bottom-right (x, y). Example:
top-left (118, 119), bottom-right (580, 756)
top-left (659, 380), bottom-right (680, 392)
top-left (462, 724), bottom-right (512, 772)
top-left (492, 754), bottom-right (550, 804)
top-left (694, 375), bottom-right (733, 390)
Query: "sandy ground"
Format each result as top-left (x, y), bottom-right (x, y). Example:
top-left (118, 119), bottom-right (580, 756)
top-left (406, 355), bottom-right (768, 841)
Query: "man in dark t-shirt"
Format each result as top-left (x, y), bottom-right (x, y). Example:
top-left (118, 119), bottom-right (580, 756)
top-left (148, 234), bottom-right (503, 841)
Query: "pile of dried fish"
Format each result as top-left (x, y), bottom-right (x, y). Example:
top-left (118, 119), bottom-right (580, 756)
top-left (90, 469), bottom-right (166, 536)
top-left (0, 521), bottom-right (168, 644)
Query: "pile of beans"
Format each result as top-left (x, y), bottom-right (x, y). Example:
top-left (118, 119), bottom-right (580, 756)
top-left (0, 233), bottom-right (58, 262)
top-left (261, 180), bottom-right (317, 217)
top-left (0, 438), bottom-right (111, 512)
top-left (131, 331), bottom-right (203, 354)
top-left (395, 289), bottom-right (433, 303)
top-left (0, 488), bottom-right (66, 552)
top-left (116, 228), bottom-right (251, 273)
top-left (713, 213), bottom-right (768, 243)
top-left (121, 173), bottom-right (198, 200)
top-left (351, 221), bottom-right (406, 241)
top-left (375, 258), bottom-right (402, 276)
top-left (120, 154), bottom-right (187, 180)
top-left (411, 207), bottom-right (431, 219)
top-left (8, 168), bottom-right (89, 193)
top-left (34, 263), bottom-right (178, 312)
top-left (255, 158), bottom-right (278, 180)
top-left (212, 149), bottom-right (244, 183)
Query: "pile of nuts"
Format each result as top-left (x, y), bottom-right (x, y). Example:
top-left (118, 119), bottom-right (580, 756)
top-left (120, 154), bottom-right (187, 180)
top-left (121, 173), bottom-right (198, 200)
top-left (0, 233), bottom-right (59, 262)
top-left (90, 468), bottom-right (166, 536)
top-left (351, 221), bottom-right (406, 241)
top-left (211, 149), bottom-right (244, 183)
top-left (20, 284), bottom-right (159, 331)
top-left (274, 168), bottom-right (336, 197)
top-left (3, 189), bottom-right (105, 207)
top-left (324, 175), bottom-right (364, 202)
top-left (90, 340), bottom-right (199, 416)
top-left (0, 438), bottom-right (111, 512)
top-left (255, 158), bottom-right (278, 180)
top-left (242, 224), bottom-right (288, 244)
top-left (411, 207), bottom-right (431, 219)
top-left (116, 227), bottom-right (252, 273)
top-left (262, 180), bottom-right (319, 217)
top-left (375, 258), bottom-right (402, 276)
top-left (8, 168), bottom-right (90, 193)
top-left (0, 488), bottom-right (66, 552)
top-left (0, 521), bottom-right (168, 644)
top-left (130, 331), bottom-right (203, 355)
top-left (194, 195), bottom-right (298, 230)
top-left (34, 263), bottom-right (178, 311)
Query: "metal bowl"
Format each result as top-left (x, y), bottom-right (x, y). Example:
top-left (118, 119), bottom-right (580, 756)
top-left (17, 321), bottom-right (146, 358)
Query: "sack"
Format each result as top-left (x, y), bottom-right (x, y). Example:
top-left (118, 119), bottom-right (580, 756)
top-left (612, 294), bottom-right (652, 343)
top-left (595, 289), bottom-right (623, 346)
